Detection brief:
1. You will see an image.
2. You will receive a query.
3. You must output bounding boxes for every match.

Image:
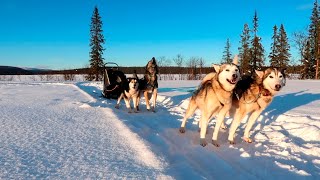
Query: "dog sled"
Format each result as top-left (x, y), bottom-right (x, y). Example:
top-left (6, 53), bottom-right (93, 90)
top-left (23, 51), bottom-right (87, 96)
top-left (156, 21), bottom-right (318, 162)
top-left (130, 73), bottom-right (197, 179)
top-left (101, 62), bottom-right (126, 99)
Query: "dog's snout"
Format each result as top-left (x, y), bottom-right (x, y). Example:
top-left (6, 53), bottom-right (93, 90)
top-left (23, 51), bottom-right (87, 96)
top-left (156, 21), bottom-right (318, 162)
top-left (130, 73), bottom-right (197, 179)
top-left (275, 84), bottom-right (281, 90)
top-left (232, 74), bottom-right (238, 79)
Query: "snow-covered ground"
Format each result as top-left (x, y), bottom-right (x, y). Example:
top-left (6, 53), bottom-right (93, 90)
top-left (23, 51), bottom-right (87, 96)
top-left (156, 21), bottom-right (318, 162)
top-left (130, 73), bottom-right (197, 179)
top-left (0, 79), bottom-right (319, 179)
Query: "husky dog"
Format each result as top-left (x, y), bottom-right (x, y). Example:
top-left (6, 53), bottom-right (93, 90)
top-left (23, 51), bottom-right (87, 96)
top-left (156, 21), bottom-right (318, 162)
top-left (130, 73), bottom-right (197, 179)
top-left (179, 56), bottom-right (240, 147)
top-left (228, 68), bottom-right (286, 144)
top-left (138, 57), bottom-right (159, 112)
top-left (115, 77), bottom-right (140, 113)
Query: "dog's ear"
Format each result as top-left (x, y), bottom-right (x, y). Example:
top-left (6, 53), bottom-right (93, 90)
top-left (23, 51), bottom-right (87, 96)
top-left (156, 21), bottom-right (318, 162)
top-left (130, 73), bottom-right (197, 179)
top-left (152, 57), bottom-right (156, 64)
top-left (254, 69), bottom-right (264, 79)
top-left (133, 70), bottom-right (139, 79)
top-left (212, 64), bottom-right (220, 73)
top-left (232, 54), bottom-right (238, 65)
top-left (280, 68), bottom-right (286, 74)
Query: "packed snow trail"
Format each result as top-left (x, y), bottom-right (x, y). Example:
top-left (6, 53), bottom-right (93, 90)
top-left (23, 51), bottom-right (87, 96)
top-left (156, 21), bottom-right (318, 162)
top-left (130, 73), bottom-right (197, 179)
top-left (0, 83), bottom-right (170, 179)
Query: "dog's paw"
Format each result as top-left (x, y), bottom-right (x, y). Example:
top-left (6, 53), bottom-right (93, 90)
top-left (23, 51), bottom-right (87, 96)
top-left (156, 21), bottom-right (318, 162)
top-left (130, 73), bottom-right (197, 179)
top-left (115, 104), bottom-right (120, 109)
top-left (221, 124), bottom-right (227, 130)
top-left (229, 140), bottom-right (236, 145)
top-left (179, 127), bottom-right (186, 133)
top-left (200, 138), bottom-right (207, 147)
top-left (243, 137), bottom-right (253, 143)
top-left (212, 140), bottom-right (220, 147)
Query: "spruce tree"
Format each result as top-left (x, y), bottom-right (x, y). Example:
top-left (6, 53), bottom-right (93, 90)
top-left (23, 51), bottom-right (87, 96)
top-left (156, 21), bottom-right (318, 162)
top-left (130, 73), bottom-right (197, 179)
top-left (238, 23), bottom-right (251, 74)
top-left (269, 25), bottom-right (280, 67)
top-left (250, 11), bottom-right (265, 71)
top-left (221, 38), bottom-right (232, 63)
top-left (307, 0), bottom-right (319, 79)
top-left (302, 40), bottom-right (312, 79)
top-left (89, 6), bottom-right (105, 81)
top-left (278, 24), bottom-right (291, 69)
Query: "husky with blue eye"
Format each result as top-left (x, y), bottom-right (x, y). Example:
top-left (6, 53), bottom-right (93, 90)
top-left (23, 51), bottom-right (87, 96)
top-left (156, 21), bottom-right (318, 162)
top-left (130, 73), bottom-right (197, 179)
top-left (115, 77), bottom-right (140, 113)
top-left (227, 67), bottom-right (286, 145)
top-left (179, 56), bottom-right (241, 147)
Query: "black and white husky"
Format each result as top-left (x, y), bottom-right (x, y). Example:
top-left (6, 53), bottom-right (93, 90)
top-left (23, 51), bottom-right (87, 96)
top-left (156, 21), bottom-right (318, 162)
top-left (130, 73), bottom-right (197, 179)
top-left (115, 77), bottom-right (140, 113)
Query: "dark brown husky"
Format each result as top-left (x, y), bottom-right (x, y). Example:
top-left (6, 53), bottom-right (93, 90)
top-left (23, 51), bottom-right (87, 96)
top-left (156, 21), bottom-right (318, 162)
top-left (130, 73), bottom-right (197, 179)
top-left (137, 57), bottom-right (159, 112)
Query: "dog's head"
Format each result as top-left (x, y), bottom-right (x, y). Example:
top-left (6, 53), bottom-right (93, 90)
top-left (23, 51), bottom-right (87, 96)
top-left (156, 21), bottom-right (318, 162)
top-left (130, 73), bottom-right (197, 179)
top-left (145, 57), bottom-right (159, 75)
top-left (213, 55), bottom-right (240, 92)
top-left (127, 77), bottom-right (139, 91)
top-left (255, 67), bottom-right (286, 95)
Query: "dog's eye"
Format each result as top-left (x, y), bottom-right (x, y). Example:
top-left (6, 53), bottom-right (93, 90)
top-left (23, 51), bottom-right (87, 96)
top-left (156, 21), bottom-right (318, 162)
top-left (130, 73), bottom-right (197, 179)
top-left (269, 76), bottom-right (274, 78)
top-left (235, 69), bottom-right (239, 72)
top-left (226, 69), bottom-right (230, 72)
top-left (279, 75), bottom-right (283, 78)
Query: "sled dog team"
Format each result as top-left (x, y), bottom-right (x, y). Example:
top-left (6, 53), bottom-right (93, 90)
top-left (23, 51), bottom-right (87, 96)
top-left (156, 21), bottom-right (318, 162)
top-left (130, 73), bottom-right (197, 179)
top-left (115, 56), bottom-right (286, 146)
top-left (179, 55), bottom-right (286, 146)
top-left (115, 57), bottom-right (159, 113)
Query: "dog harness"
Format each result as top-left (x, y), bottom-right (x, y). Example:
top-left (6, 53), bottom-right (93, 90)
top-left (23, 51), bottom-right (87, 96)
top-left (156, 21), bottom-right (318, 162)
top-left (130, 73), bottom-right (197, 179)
top-left (238, 86), bottom-right (272, 104)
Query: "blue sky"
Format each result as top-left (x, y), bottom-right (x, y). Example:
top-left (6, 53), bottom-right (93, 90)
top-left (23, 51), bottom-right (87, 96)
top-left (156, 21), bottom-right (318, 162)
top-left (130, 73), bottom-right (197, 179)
top-left (0, 0), bottom-right (314, 70)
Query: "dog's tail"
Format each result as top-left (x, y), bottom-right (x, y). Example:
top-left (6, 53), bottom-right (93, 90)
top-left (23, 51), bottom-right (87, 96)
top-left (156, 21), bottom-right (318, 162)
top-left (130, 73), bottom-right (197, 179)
top-left (201, 72), bottom-right (216, 85)
top-left (193, 80), bottom-right (211, 99)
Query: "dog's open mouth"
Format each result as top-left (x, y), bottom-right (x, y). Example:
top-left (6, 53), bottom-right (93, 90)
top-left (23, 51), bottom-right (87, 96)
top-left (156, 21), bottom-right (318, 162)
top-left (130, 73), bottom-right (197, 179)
top-left (227, 78), bottom-right (237, 85)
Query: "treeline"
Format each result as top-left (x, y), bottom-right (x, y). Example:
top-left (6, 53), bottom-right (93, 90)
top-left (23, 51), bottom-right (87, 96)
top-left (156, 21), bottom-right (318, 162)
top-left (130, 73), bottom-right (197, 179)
top-left (34, 64), bottom-right (301, 76)
top-left (85, 3), bottom-right (319, 81)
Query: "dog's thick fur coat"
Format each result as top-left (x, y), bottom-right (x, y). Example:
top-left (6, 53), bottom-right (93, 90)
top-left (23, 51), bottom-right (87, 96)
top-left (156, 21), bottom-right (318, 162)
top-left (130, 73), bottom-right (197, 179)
top-left (228, 68), bottom-right (286, 144)
top-left (179, 56), bottom-right (240, 147)
top-left (115, 77), bottom-right (140, 113)
top-left (138, 57), bottom-right (159, 112)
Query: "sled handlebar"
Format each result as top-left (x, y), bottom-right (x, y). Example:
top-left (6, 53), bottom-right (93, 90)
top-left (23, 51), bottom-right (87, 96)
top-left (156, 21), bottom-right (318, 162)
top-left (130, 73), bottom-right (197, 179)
top-left (104, 62), bottom-right (119, 69)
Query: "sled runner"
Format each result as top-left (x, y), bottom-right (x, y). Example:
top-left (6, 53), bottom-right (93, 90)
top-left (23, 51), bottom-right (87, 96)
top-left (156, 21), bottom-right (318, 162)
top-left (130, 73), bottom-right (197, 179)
top-left (101, 62), bottom-right (126, 99)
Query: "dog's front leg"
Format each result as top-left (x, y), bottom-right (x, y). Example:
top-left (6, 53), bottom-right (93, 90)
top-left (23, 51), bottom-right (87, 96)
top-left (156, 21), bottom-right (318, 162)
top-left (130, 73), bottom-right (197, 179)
top-left (133, 95), bottom-right (139, 113)
top-left (179, 97), bottom-right (197, 133)
top-left (124, 98), bottom-right (132, 113)
top-left (136, 91), bottom-right (141, 111)
top-left (199, 113), bottom-right (210, 147)
top-left (115, 93), bottom-right (124, 109)
top-left (151, 88), bottom-right (157, 112)
top-left (144, 91), bottom-right (150, 111)
top-left (243, 109), bottom-right (263, 143)
top-left (212, 104), bottom-right (231, 147)
top-left (228, 110), bottom-right (247, 144)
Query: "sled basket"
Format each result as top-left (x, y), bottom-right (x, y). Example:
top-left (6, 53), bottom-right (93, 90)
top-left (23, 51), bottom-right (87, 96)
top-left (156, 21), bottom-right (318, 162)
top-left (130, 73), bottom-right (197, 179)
top-left (101, 62), bottom-right (126, 99)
